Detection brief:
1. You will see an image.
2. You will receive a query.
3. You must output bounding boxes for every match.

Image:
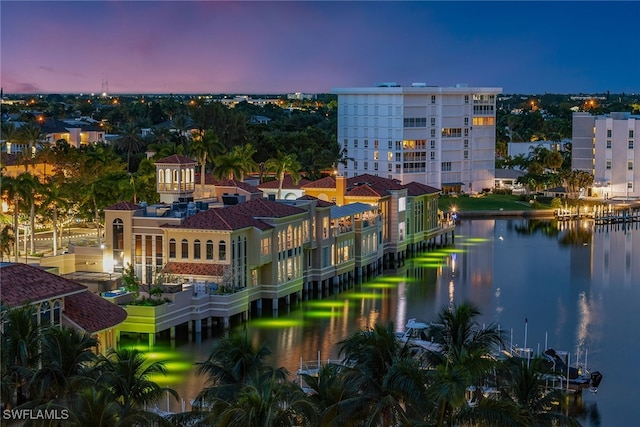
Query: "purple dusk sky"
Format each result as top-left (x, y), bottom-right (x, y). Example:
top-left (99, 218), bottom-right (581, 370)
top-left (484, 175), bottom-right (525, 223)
top-left (1, 1), bottom-right (638, 95)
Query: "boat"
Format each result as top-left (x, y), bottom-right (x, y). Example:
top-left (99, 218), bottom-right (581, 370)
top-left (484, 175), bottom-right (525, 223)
top-left (397, 318), bottom-right (442, 352)
top-left (542, 348), bottom-right (603, 392)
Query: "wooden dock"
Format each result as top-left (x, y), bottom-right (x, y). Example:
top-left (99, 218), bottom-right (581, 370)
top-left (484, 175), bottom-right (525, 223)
top-left (555, 205), bottom-right (640, 225)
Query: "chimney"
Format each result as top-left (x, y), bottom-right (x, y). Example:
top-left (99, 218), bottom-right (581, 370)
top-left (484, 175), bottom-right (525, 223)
top-left (336, 175), bottom-right (346, 206)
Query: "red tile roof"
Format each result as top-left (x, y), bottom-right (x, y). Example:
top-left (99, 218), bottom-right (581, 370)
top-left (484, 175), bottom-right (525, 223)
top-left (194, 174), bottom-right (262, 193)
top-left (0, 263), bottom-right (86, 306)
top-left (105, 201), bottom-right (143, 211)
top-left (402, 182), bottom-right (441, 196)
top-left (346, 184), bottom-right (383, 198)
top-left (258, 175), bottom-right (312, 189)
top-left (156, 154), bottom-right (197, 165)
top-left (162, 262), bottom-right (226, 277)
top-left (0, 263), bottom-right (126, 333)
top-left (301, 176), bottom-right (336, 189)
top-left (227, 198), bottom-right (306, 218)
top-left (166, 207), bottom-right (272, 231)
top-left (64, 291), bottom-right (127, 333)
top-left (297, 195), bottom-right (335, 207)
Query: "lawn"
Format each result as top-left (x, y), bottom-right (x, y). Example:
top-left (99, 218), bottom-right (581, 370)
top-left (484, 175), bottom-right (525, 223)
top-left (438, 194), bottom-right (550, 212)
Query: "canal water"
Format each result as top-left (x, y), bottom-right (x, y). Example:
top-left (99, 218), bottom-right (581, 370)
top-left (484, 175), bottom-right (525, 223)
top-left (127, 218), bottom-right (640, 426)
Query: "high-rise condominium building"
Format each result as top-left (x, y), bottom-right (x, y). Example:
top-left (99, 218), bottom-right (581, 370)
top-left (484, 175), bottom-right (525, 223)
top-left (333, 83), bottom-right (502, 193)
top-left (572, 111), bottom-right (639, 199)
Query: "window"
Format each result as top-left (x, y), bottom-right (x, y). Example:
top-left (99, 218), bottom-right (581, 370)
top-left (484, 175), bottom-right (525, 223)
top-left (206, 240), bottom-right (214, 260)
top-left (388, 163), bottom-right (392, 171)
top-left (442, 128), bottom-right (462, 138)
top-left (373, 151), bottom-right (379, 160)
top-left (343, 138), bottom-right (348, 148)
top-left (374, 140), bottom-right (379, 148)
top-left (388, 140), bottom-right (392, 149)
top-left (630, 130), bottom-right (634, 138)
top-left (464, 95), bottom-right (469, 104)
top-left (354, 139), bottom-right (358, 148)
top-left (40, 301), bottom-right (51, 326)
top-left (431, 117), bottom-right (436, 126)
top-left (607, 140), bottom-right (612, 149)
top-left (194, 239), bottom-right (201, 259)
top-left (472, 117), bottom-right (495, 126)
top-left (442, 161), bottom-right (452, 171)
top-left (464, 117), bottom-right (469, 126)
top-left (181, 239), bottom-right (188, 259)
top-left (387, 151), bottom-right (393, 161)
top-left (628, 182), bottom-right (634, 190)
top-left (353, 160), bottom-right (358, 169)
top-left (399, 197), bottom-right (406, 212)
top-left (219, 241), bottom-right (226, 261)
top-left (629, 140), bottom-right (634, 149)
top-left (430, 151), bottom-right (435, 160)
top-left (606, 161), bottom-right (612, 170)
top-left (464, 139), bottom-right (469, 148)
top-left (112, 219), bottom-right (124, 250)
top-left (607, 129), bottom-right (612, 138)
top-left (464, 150), bottom-right (469, 159)
top-left (430, 129), bottom-right (436, 138)
top-left (364, 161), bottom-right (368, 170)
top-left (430, 140), bottom-right (435, 149)
top-left (431, 95), bottom-right (436, 104)
top-left (396, 164), bottom-right (401, 172)
top-left (464, 128), bottom-right (469, 137)
top-left (364, 139), bottom-right (368, 148)
top-left (628, 161), bottom-right (634, 170)
top-left (374, 162), bottom-right (378, 170)
top-left (169, 239), bottom-right (176, 258)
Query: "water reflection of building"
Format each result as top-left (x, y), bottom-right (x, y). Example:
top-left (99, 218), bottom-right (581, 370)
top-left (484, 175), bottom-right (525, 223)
top-left (592, 223), bottom-right (640, 288)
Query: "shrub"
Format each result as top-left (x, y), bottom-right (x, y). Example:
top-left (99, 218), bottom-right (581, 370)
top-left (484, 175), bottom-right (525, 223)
top-left (550, 197), bottom-right (563, 208)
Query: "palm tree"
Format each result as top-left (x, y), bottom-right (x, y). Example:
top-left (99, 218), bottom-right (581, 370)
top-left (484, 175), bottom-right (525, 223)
top-left (265, 152), bottom-right (302, 199)
top-left (40, 174), bottom-right (70, 255)
top-left (96, 348), bottom-right (178, 418)
top-left (0, 224), bottom-right (15, 262)
top-left (0, 175), bottom-right (22, 262)
top-left (189, 128), bottom-right (222, 186)
top-left (15, 172), bottom-right (40, 256)
top-left (0, 122), bottom-right (19, 154)
top-left (231, 143), bottom-right (258, 181)
top-left (212, 151), bottom-right (244, 181)
top-left (117, 122), bottom-right (142, 173)
top-left (18, 122), bottom-right (44, 160)
top-left (30, 327), bottom-right (99, 401)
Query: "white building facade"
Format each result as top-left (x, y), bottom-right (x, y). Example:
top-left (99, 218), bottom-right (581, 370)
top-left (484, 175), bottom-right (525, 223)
top-left (572, 112), bottom-right (639, 199)
top-left (333, 83), bottom-right (502, 193)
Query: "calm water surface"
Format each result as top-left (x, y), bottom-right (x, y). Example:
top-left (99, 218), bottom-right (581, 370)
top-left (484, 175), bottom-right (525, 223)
top-left (141, 219), bottom-right (640, 426)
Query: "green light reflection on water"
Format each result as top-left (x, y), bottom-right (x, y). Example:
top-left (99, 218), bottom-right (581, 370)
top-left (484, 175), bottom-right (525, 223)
top-left (440, 248), bottom-right (466, 253)
top-left (306, 300), bottom-right (346, 308)
top-left (465, 237), bottom-right (491, 243)
top-left (416, 262), bottom-right (445, 268)
top-left (344, 292), bottom-right (383, 299)
top-left (249, 318), bottom-right (306, 328)
top-left (304, 310), bottom-right (342, 318)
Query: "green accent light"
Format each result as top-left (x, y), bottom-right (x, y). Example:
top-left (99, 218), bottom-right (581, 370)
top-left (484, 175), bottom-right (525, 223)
top-left (304, 310), bottom-right (342, 318)
top-left (306, 300), bottom-right (346, 308)
top-left (250, 318), bottom-right (306, 328)
top-left (345, 292), bottom-right (383, 299)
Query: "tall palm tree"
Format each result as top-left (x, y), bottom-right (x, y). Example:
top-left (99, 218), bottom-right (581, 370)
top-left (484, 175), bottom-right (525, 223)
top-left (0, 224), bottom-right (15, 262)
top-left (95, 348), bottom-right (178, 418)
top-left (212, 151), bottom-right (244, 181)
top-left (0, 175), bottom-right (22, 262)
top-left (18, 122), bottom-right (44, 160)
top-left (117, 122), bottom-right (142, 173)
top-left (15, 172), bottom-right (40, 255)
top-left (40, 174), bottom-right (70, 255)
top-left (0, 122), bottom-right (19, 154)
top-left (265, 152), bottom-right (302, 199)
top-left (231, 143), bottom-right (258, 181)
top-left (189, 129), bottom-right (223, 186)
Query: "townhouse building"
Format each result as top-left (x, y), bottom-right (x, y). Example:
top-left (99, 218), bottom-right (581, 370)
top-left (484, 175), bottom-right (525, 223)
top-left (333, 83), bottom-right (502, 193)
top-left (573, 112), bottom-right (639, 198)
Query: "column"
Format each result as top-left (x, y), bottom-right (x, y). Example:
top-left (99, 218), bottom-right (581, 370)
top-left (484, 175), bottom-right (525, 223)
top-left (148, 332), bottom-right (156, 347)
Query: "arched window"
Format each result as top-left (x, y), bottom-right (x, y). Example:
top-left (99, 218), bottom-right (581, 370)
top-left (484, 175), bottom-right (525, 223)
top-left (165, 169), bottom-right (171, 186)
top-left (194, 239), bottom-right (201, 259)
top-left (169, 238), bottom-right (176, 258)
top-left (53, 300), bottom-right (61, 326)
top-left (206, 240), bottom-right (214, 260)
top-left (40, 301), bottom-right (51, 326)
top-left (181, 239), bottom-right (189, 259)
top-left (219, 241), bottom-right (226, 261)
top-left (112, 218), bottom-right (124, 250)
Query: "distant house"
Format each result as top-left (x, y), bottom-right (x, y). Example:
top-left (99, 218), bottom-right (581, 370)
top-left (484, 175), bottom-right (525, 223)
top-left (494, 168), bottom-right (525, 191)
top-left (41, 117), bottom-right (105, 148)
top-left (258, 174), bottom-right (312, 200)
top-left (0, 263), bottom-right (127, 354)
top-left (542, 186), bottom-right (568, 198)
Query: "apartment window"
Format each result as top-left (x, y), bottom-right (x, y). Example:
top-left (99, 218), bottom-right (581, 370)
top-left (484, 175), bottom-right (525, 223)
top-left (464, 117), bottom-right (469, 126)
top-left (629, 161), bottom-right (634, 171)
top-left (464, 128), bottom-right (469, 137)
top-left (343, 138), bottom-right (348, 148)
top-left (353, 160), bottom-right (358, 169)
top-left (387, 151), bottom-right (393, 161)
top-left (374, 140), bottom-right (379, 149)
top-left (430, 140), bottom-right (435, 149)
top-left (388, 140), bottom-right (392, 149)
top-left (431, 117), bottom-right (436, 126)
top-left (607, 140), bottom-right (612, 149)
top-left (430, 151), bottom-right (435, 160)
top-left (430, 129), bottom-right (436, 138)
top-left (464, 150), bottom-right (469, 159)
top-left (464, 95), bottom-right (469, 104)
top-left (630, 140), bottom-right (634, 149)
top-left (388, 163), bottom-right (393, 171)
top-left (629, 182), bottom-right (634, 190)
top-left (206, 240), bottom-right (214, 260)
top-left (169, 239), bottom-right (176, 258)
top-left (431, 95), bottom-right (436, 104)
top-left (395, 164), bottom-right (401, 172)
top-left (607, 129), bottom-right (612, 138)
top-left (194, 239), bottom-right (201, 259)
top-left (181, 239), bottom-right (188, 259)
top-left (606, 161), bottom-right (612, 170)
top-left (442, 161), bottom-right (452, 172)
top-left (442, 128), bottom-right (462, 138)
top-left (364, 139), bottom-right (368, 148)
top-left (464, 139), bottom-right (469, 148)
top-left (395, 153), bottom-right (401, 161)
top-left (373, 151), bottom-right (379, 160)
top-left (374, 162), bottom-right (378, 171)
top-left (364, 161), bottom-right (368, 170)
top-left (219, 241), bottom-right (226, 261)
top-left (354, 139), bottom-right (358, 148)
top-left (630, 130), bottom-right (635, 138)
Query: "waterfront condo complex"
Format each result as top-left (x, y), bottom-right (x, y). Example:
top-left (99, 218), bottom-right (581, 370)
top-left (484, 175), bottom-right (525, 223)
top-left (333, 83), bottom-right (502, 194)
